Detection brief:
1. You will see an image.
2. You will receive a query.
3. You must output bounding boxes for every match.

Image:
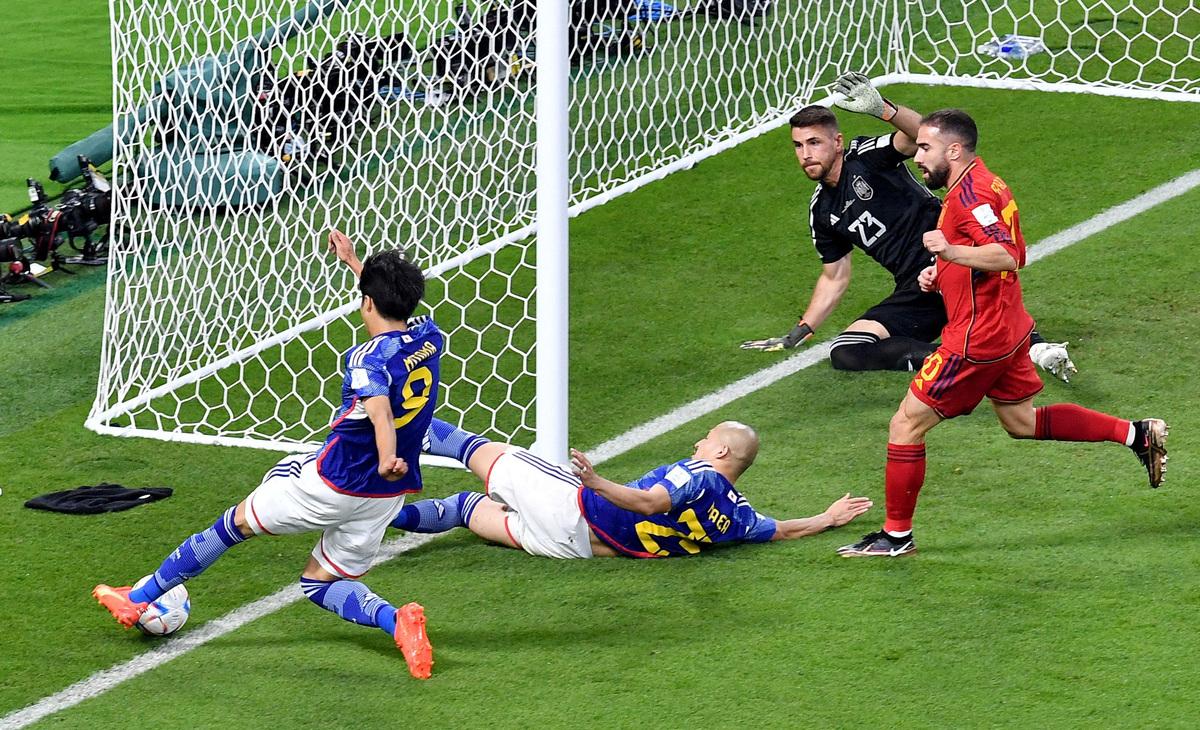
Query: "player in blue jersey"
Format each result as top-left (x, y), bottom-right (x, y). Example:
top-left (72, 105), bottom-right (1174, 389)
top-left (392, 418), bottom-right (872, 558)
top-left (94, 230), bottom-right (440, 679)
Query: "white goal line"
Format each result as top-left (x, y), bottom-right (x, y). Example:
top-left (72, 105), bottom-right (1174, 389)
top-left (10, 169), bottom-right (1199, 730)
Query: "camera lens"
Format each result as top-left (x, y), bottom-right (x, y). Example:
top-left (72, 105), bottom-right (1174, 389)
top-left (0, 239), bottom-right (25, 263)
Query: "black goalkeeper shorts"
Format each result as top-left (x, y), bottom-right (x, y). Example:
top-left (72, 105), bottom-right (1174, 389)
top-left (855, 285), bottom-right (946, 343)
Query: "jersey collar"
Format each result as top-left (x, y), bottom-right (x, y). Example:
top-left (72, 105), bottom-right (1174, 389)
top-left (945, 158), bottom-right (980, 197)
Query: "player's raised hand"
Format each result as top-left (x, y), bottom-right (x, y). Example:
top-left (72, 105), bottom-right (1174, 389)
top-left (378, 455), bottom-right (409, 481)
top-left (922, 230), bottom-right (951, 259)
top-left (569, 448), bottom-right (597, 485)
top-left (328, 228), bottom-right (354, 259)
top-left (327, 228), bottom-right (364, 274)
top-left (824, 492), bottom-right (873, 527)
top-left (740, 321), bottom-right (814, 352)
top-left (832, 72), bottom-right (887, 118)
top-left (917, 264), bottom-right (938, 292)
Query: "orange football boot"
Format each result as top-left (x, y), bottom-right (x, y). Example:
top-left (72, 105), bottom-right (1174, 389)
top-left (394, 602), bottom-right (433, 679)
top-left (92, 584), bottom-right (148, 628)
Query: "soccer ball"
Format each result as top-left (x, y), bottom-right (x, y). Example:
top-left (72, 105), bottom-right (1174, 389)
top-left (132, 575), bottom-right (191, 637)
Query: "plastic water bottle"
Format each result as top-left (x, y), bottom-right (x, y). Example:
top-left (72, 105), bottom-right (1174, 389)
top-left (996, 40), bottom-right (1027, 61)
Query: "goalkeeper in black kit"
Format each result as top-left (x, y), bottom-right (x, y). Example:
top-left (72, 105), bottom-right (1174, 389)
top-left (741, 73), bottom-right (1076, 381)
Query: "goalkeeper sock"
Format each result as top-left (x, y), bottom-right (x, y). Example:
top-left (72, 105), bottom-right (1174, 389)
top-left (300, 577), bottom-right (398, 636)
top-left (829, 332), bottom-right (936, 372)
top-left (1034, 404), bottom-right (1129, 443)
top-left (883, 443), bottom-right (926, 534)
top-left (391, 491), bottom-right (486, 532)
top-left (130, 505), bottom-right (245, 604)
top-left (424, 418), bottom-right (490, 464)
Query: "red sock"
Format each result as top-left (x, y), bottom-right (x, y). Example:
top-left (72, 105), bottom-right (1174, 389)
top-left (1034, 404), bottom-right (1129, 443)
top-left (884, 443), bottom-right (926, 533)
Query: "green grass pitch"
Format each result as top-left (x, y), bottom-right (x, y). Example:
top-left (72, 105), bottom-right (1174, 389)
top-left (3, 2), bottom-right (1200, 728)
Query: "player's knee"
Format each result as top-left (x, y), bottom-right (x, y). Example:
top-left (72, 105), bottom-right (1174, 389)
top-left (829, 332), bottom-right (881, 371)
top-left (1000, 416), bottom-right (1035, 439)
top-left (888, 408), bottom-right (912, 442)
top-left (301, 557), bottom-right (340, 582)
top-left (828, 344), bottom-right (864, 371)
top-left (232, 502), bottom-right (257, 539)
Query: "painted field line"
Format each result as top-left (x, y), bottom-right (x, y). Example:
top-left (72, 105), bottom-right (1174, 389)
top-left (5, 167), bottom-right (1198, 729)
top-left (0, 534), bottom-right (440, 730)
top-left (591, 167), bottom-right (1200, 464)
top-left (1026, 168), bottom-right (1200, 265)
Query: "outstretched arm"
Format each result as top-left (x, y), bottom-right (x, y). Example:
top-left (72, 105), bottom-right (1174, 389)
top-left (328, 229), bottom-right (364, 277)
top-left (570, 448), bottom-right (671, 515)
top-left (832, 72), bottom-right (921, 155)
top-left (799, 256), bottom-right (853, 332)
top-left (769, 493), bottom-right (872, 541)
top-left (741, 256), bottom-right (851, 352)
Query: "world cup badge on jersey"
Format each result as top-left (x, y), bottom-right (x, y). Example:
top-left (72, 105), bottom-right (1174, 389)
top-left (852, 175), bottom-right (874, 201)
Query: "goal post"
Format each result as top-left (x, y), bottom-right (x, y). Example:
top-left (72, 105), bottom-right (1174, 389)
top-left (88, 0), bottom-right (1199, 458)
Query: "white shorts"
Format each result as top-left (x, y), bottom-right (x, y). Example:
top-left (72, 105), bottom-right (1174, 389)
top-left (485, 448), bottom-right (593, 559)
top-left (244, 452), bottom-right (405, 578)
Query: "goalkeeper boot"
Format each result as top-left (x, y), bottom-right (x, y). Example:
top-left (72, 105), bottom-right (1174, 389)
top-left (836, 530), bottom-right (916, 558)
top-left (1029, 341), bottom-right (1077, 382)
top-left (92, 584), bottom-right (148, 628)
top-left (394, 602), bottom-right (433, 679)
top-left (1130, 418), bottom-right (1169, 488)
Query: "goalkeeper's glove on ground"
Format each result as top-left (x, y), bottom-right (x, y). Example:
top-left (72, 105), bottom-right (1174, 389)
top-left (1029, 341), bottom-right (1078, 382)
top-left (740, 321), bottom-right (814, 352)
top-left (832, 71), bottom-right (897, 121)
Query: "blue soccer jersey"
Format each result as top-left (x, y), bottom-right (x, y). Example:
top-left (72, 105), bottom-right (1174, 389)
top-left (578, 459), bottom-right (777, 557)
top-left (315, 316), bottom-right (442, 497)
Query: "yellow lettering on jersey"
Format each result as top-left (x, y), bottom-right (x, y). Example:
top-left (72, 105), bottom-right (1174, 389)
top-left (706, 504), bottom-right (732, 534)
top-left (403, 342), bottom-right (438, 370)
top-left (635, 508), bottom-right (711, 555)
top-left (911, 351), bottom-right (945, 392)
top-left (635, 522), bottom-right (697, 556)
top-left (393, 366), bottom-right (434, 429)
top-left (1000, 199), bottom-right (1018, 228)
top-left (991, 177), bottom-right (1008, 193)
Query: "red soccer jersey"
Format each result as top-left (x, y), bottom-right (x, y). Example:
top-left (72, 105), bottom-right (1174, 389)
top-left (934, 157), bottom-right (1035, 362)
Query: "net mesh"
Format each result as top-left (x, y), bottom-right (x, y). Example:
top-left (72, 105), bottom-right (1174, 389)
top-left (89, 0), bottom-right (1199, 450)
top-left (904, 1), bottom-right (1200, 98)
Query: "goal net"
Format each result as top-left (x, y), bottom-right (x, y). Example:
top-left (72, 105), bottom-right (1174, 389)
top-left (87, 0), bottom-right (1199, 454)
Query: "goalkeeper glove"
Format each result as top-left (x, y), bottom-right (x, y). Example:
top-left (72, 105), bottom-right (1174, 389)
top-left (1029, 341), bottom-right (1078, 383)
top-left (740, 321), bottom-right (814, 352)
top-left (832, 71), bottom-right (897, 121)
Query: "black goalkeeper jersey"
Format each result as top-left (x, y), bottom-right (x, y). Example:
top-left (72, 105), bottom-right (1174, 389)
top-left (808, 133), bottom-right (942, 286)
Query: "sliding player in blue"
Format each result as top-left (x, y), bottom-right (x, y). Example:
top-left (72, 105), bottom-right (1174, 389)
top-left (93, 230), bottom-right (440, 679)
top-left (394, 418), bottom-right (872, 558)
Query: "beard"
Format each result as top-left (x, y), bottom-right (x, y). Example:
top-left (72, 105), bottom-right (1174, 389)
top-left (802, 161), bottom-right (828, 181)
top-left (921, 163), bottom-right (950, 190)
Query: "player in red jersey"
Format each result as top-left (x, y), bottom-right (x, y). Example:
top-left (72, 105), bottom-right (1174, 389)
top-left (837, 109), bottom-right (1169, 557)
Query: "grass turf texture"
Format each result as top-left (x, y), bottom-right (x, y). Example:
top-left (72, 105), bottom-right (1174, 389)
top-left (2, 83), bottom-right (1198, 727)
top-left (3, 3), bottom-right (1200, 728)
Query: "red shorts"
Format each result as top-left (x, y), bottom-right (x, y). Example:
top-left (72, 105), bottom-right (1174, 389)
top-left (909, 339), bottom-right (1043, 418)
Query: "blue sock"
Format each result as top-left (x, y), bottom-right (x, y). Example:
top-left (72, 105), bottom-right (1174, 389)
top-left (424, 418), bottom-right (490, 464)
top-left (130, 505), bottom-right (246, 604)
top-left (300, 578), bottom-right (397, 636)
top-left (391, 491), bottom-right (486, 532)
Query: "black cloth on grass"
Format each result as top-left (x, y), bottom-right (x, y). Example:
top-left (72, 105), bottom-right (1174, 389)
top-left (25, 484), bottom-right (173, 514)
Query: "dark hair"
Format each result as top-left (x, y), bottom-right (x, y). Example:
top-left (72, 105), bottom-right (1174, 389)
top-left (359, 249), bottom-right (425, 321)
top-left (789, 104), bottom-right (839, 133)
top-left (920, 108), bottom-right (978, 152)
